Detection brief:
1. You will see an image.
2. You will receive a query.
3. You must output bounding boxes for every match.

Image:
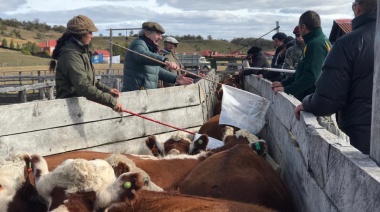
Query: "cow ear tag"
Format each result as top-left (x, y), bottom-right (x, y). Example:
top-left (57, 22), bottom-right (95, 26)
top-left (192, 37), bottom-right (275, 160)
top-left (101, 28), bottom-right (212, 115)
top-left (255, 142), bottom-right (261, 151)
top-left (198, 139), bottom-right (203, 144)
top-left (124, 181), bottom-right (132, 189)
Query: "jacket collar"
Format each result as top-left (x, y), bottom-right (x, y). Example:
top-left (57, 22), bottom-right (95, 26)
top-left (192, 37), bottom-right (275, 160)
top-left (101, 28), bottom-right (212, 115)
top-left (302, 28), bottom-right (323, 43)
top-left (352, 12), bottom-right (377, 30)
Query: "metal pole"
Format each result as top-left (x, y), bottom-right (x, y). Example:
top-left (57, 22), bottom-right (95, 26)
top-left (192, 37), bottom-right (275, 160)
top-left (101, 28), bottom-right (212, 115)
top-left (276, 21), bottom-right (280, 33)
top-left (109, 29), bottom-right (113, 70)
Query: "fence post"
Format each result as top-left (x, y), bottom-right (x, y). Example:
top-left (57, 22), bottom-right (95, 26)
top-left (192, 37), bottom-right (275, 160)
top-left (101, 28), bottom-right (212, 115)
top-left (19, 71), bottom-right (22, 85)
top-left (18, 90), bottom-right (27, 103)
top-left (48, 86), bottom-right (55, 100)
top-left (38, 77), bottom-right (45, 100)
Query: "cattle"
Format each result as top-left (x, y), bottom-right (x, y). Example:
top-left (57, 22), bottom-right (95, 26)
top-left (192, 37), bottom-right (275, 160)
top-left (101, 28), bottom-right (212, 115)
top-left (213, 100), bottom-right (222, 116)
top-left (178, 144), bottom-right (295, 212)
top-left (104, 172), bottom-right (277, 212)
top-left (43, 150), bottom-right (211, 191)
top-left (0, 154), bottom-right (48, 212)
top-left (145, 131), bottom-right (209, 156)
top-left (31, 154), bottom-right (117, 211)
top-left (198, 115), bottom-right (240, 141)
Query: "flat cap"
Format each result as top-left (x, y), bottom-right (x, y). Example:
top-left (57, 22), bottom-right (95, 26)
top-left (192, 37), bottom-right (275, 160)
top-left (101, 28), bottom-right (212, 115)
top-left (247, 46), bottom-right (262, 54)
top-left (142, 22), bottom-right (165, 34)
top-left (66, 15), bottom-right (98, 34)
top-left (164, 36), bottom-right (179, 44)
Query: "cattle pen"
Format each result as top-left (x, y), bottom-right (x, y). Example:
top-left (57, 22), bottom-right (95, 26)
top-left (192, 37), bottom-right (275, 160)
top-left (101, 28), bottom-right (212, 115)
top-left (1, 68), bottom-right (380, 211)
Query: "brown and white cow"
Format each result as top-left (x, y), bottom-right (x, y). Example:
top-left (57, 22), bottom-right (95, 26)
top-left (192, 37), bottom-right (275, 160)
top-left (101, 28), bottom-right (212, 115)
top-left (198, 115), bottom-right (240, 141)
top-left (43, 150), bottom-right (211, 191)
top-left (0, 154), bottom-right (48, 212)
top-left (104, 172), bottom-right (277, 212)
top-left (145, 131), bottom-right (209, 156)
top-left (178, 144), bottom-right (295, 212)
top-left (31, 154), bottom-right (116, 211)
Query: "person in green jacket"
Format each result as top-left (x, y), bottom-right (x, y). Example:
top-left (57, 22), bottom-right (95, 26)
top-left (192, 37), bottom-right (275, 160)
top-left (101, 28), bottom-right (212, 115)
top-left (49, 15), bottom-right (123, 112)
top-left (122, 22), bottom-right (193, 92)
top-left (271, 11), bottom-right (331, 101)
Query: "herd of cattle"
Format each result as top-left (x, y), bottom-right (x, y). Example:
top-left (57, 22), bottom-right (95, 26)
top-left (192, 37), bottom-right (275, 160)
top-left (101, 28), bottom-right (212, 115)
top-left (0, 75), bottom-right (296, 212)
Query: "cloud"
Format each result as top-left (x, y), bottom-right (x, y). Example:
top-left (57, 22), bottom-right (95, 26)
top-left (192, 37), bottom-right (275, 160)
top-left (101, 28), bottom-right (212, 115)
top-left (0, 0), bottom-right (27, 12)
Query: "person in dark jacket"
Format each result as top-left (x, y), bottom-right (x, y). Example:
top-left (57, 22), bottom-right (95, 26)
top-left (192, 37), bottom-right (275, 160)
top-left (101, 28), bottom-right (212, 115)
top-left (240, 46), bottom-right (270, 76)
top-left (295, 0), bottom-right (377, 154)
top-left (271, 10), bottom-right (331, 101)
top-left (50, 15), bottom-right (123, 112)
top-left (260, 32), bottom-right (287, 82)
top-left (122, 22), bottom-right (193, 92)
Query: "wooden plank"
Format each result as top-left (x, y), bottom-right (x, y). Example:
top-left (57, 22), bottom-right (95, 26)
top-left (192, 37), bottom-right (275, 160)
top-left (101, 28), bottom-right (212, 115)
top-left (0, 84), bottom-right (200, 136)
top-left (371, 9), bottom-right (380, 164)
top-left (0, 64), bottom-right (123, 72)
top-left (0, 105), bottom-right (203, 157)
top-left (0, 82), bottom-right (55, 93)
top-left (86, 127), bottom-right (200, 155)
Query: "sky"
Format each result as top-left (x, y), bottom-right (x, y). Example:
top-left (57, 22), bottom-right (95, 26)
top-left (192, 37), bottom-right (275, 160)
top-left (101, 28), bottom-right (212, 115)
top-left (0, 0), bottom-right (355, 41)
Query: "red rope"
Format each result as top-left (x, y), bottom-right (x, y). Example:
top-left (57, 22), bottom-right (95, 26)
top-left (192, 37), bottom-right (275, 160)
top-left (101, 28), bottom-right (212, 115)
top-left (122, 109), bottom-right (196, 135)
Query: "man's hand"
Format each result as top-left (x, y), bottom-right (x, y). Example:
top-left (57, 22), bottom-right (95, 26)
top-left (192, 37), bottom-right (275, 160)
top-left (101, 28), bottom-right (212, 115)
top-left (176, 74), bottom-right (193, 85)
top-left (294, 104), bottom-right (304, 120)
top-left (109, 88), bottom-right (120, 97)
top-left (257, 74), bottom-right (263, 79)
top-left (273, 86), bottom-right (284, 94)
top-left (165, 61), bottom-right (179, 70)
top-left (113, 102), bottom-right (123, 112)
top-left (271, 81), bottom-right (283, 89)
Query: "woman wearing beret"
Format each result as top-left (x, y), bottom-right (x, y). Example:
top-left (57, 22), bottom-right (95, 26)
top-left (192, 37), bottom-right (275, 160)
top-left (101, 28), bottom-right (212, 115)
top-left (122, 22), bottom-right (193, 91)
top-left (50, 15), bottom-right (123, 112)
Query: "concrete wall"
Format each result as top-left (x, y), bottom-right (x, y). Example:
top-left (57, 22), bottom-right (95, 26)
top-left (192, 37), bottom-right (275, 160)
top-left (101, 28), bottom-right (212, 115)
top-left (0, 71), bottom-right (216, 157)
top-left (244, 75), bottom-right (380, 212)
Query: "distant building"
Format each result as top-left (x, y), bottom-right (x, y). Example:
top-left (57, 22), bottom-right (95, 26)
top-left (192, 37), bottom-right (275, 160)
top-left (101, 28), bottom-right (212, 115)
top-left (93, 50), bottom-right (110, 63)
top-left (38, 40), bottom-right (57, 55)
top-left (329, 19), bottom-right (352, 45)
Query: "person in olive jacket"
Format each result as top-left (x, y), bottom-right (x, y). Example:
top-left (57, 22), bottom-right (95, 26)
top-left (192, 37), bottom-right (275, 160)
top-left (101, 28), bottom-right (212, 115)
top-left (50, 15), bottom-right (123, 112)
top-left (295, 0), bottom-right (377, 154)
top-left (122, 22), bottom-right (193, 92)
top-left (271, 11), bottom-right (331, 101)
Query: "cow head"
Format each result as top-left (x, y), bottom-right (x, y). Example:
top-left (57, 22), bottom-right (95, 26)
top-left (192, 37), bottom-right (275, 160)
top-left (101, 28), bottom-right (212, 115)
top-left (145, 132), bottom-right (208, 157)
top-left (0, 154), bottom-right (48, 212)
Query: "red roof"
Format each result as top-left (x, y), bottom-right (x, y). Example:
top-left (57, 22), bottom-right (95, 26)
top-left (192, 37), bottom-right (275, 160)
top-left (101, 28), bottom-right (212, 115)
top-left (335, 19), bottom-right (352, 34)
top-left (94, 50), bottom-right (110, 57)
top-left (38, 40), bottom-right (56, 48)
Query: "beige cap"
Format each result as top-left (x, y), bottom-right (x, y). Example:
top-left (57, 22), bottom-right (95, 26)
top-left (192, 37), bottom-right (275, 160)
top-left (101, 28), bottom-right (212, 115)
top-left (66, 15), bottom-right (98, 34)
top-left (142, 22), bottom-right (165, 34)
top-left (164, 36), bottom-right (179, 44)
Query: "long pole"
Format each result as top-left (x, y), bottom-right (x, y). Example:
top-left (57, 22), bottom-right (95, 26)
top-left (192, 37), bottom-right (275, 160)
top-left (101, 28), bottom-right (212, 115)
top-left (232, 26), bottom-right (280, 53)
top-left (243, 66), bottom-right (295, 74)
top-left (106, 41), bottom-right (222, 86)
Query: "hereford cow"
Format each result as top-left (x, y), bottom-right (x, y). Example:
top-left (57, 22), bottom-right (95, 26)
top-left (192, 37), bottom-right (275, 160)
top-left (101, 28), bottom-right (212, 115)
top-left (31, 154), bottom-right (117, 211)
top-left (43, 150), bottom-right (211, 191)
top-left (104, 172), bottom-right (276, 212)
top-left (0, 154), bottom-right (48, 212)
top-left (145, 131), bottom-right (209, 156)
top-left (198, 115), bottom-right (240, 141)
top-left (179, 144), bottom-right (295, 212)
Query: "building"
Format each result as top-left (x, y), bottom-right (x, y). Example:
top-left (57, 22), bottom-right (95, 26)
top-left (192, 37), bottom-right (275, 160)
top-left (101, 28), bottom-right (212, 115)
top-left (38, 40), bottom-right (57, 55)
top-left (93, 50), bottom-right (110, 63)
top-left (329, 19), bottom-right (352, 45)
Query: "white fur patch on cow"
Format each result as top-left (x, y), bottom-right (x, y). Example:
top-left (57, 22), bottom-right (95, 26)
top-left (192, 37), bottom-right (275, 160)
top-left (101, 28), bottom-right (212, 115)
top-left (235, 129), bottom-right (259, 143)
top-left (222, 126), bottom-right (235, 142)
top-left (0, 154), bottom-right (27, 212)
top-left (161, 151), bottom-right (209, 160)
top-left (35, 158), bottom-right (116, 208)
top-left (171, 131), bottom-right (191, 143)
top-left (50, 204), bottom-right (70, 212)
top-left (104, 154), bottom-right (163, 192)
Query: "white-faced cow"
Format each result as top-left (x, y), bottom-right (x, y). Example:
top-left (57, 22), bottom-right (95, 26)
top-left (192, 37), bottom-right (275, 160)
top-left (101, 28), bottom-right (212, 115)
top-left (104, 171), bottom-right (277, 212)
top-left (179, 144), bottom-right (295, 212)
top-left (0, 154), bottom-right (48, 212)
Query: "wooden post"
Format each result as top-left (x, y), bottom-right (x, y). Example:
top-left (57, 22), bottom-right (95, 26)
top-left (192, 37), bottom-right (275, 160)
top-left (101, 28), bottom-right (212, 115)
top-left (370, 6), bottom-right (380, 165)
top-left (48, 86), bottom-right (55, 100)
top-left (19, 90), bottom-right (27, 103)
top-left (38, 74), bottom-right (45, 100)
top-left (19, 71), bottom-right (22, 85)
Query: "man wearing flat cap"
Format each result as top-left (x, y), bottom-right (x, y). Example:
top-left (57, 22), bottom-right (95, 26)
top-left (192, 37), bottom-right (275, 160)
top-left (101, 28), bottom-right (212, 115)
top-left (240, 46), bottom-right (270, 76)
top-left (122, 22), bottom-right (193, 91)
top-left (158, 36), bottom-right (183, 87)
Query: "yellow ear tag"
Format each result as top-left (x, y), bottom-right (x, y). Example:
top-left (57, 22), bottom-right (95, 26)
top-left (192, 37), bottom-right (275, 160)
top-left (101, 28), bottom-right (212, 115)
top-left (124, 181), bottom-right (132, 189)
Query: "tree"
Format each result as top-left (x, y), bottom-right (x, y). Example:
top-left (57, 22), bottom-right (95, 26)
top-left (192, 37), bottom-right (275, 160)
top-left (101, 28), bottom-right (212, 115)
top-left (129, 30), bottom-right (134, 37)
top-left (9, 39), bottom-right (14, 49)
top-left (36, 33), bottom-right (42, 39)
top-left (207, 35), bottom-right (212, 40)
top-left (118, 33), bottom-right (122, 37)
top-left (16, 43), bottom-right (20, 49)
top-left (2, 38), bottom-right (7, 47)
